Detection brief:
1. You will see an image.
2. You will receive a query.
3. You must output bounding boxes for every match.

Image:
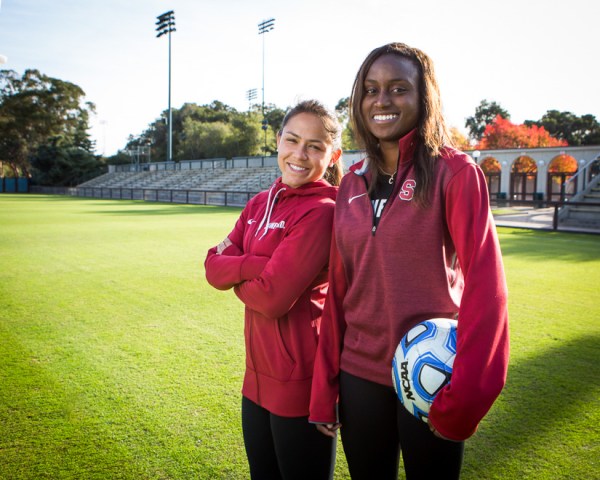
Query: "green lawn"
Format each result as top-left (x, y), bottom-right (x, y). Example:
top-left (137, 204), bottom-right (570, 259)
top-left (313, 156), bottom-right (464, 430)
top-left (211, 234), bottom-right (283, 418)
top-left (1, 194), bottom-right (598, 479)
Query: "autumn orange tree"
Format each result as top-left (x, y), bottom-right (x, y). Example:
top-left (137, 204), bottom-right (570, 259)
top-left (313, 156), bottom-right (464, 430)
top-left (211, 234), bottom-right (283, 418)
top-left (548, 154), bottom-right (578, 173)
top-left (476, 115), bottom-right (568, 149)
top-left (449, 126), bottom-right (471, 150)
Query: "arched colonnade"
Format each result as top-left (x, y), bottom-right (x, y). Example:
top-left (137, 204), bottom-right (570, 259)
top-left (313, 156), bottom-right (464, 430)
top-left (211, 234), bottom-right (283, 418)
top-left (468, 146), bottom-right (600, 201)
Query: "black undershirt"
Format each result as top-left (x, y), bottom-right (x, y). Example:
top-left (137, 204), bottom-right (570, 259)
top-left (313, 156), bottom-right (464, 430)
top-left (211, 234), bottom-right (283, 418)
top-left (370, 173), bottom-right (395, 228)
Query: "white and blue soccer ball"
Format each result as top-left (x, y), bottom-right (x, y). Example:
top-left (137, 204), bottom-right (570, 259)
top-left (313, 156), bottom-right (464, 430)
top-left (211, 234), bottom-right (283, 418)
top-left (392, 318), bottom-right (458, 423)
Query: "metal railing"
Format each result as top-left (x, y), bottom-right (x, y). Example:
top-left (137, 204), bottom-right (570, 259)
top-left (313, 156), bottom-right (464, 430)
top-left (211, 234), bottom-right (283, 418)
top-left (72, 186), bottom-right (259, 207)
top-left (565, 155), bottom-right (600, 192)
top-left (112, 155), bottom-right (279, 173)
top-left (27, 186), bottom-right (600, 232)
top-left (491, 198), bottom-right (600, 231)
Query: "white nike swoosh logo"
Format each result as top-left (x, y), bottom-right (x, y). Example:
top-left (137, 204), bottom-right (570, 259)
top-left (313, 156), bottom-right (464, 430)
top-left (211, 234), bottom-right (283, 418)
top-left (248, 219), bottom-right (257, 224)
top-left (348, 193), bottom-right (367, 204)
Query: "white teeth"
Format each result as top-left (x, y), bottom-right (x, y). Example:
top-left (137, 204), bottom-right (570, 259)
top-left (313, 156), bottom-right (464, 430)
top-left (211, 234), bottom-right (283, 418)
top-left (288, 163), bottom-right (307, 172)
top-left (373, 114), bottom-right (398, 121)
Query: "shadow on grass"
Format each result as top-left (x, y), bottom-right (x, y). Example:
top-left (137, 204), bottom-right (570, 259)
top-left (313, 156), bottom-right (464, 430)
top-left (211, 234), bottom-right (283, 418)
top-left (48, 198), bottom-right (242, 216)
top-left (2, 194), bottom-right (244, 216)
top-left (0, 193), bottom-right (69, 201)
top-left (497, 228), bottom-right (600, 263)
top-left (464, 332), bottom-right (600, 477)
top-left (88, 204), bottom-right (243, 216)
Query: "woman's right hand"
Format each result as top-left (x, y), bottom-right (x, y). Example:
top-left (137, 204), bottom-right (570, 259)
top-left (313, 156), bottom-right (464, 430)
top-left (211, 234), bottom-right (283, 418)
top-left (315, 423), bottom-right (341, 438)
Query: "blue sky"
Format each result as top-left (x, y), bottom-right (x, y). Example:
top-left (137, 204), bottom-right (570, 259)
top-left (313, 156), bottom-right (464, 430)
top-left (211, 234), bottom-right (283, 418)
top-left (1, 0), bottom-right (598, 155)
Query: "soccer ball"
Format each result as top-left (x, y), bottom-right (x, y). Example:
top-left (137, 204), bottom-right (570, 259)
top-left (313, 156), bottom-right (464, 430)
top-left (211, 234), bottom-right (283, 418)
top-left (392, 318), bottom-right (458, 423)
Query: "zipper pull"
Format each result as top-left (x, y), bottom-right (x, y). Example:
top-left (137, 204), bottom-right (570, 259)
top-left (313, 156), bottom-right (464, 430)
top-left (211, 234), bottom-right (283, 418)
top-left (372, 225), bottom-right (377, 236)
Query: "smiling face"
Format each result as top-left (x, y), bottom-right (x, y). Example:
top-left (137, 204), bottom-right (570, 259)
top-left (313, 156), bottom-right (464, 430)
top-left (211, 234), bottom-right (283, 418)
top-left (276, 112), bottom-right (339, 189)
top-left (360, 53), bottom-right (421, 149)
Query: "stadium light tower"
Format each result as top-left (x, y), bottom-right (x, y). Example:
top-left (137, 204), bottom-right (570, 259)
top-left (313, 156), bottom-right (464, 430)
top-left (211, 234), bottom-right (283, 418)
top-left (258, 18), bottom-right (275, 156)
top-left (246, 88), bottom-right (258, 112)
top-left (156, 10), bottom-right (176, 163)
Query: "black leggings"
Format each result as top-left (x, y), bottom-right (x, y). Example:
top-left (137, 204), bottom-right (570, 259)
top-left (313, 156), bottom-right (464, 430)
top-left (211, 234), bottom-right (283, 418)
top-left (241, 396), bottom-right (336, 480)
top-left (339, 371), bottom-right (464, 480)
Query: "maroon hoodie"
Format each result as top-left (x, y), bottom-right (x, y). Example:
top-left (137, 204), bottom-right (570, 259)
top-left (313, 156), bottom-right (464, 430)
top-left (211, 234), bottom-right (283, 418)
top-left (205, 178), bottom-right (337, 417)
top-left (309, 130), bottom-right (509, 441)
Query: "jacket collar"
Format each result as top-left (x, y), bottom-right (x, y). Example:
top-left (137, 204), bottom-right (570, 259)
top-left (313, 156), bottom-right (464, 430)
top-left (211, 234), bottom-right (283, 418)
top-left (351, 128), bottom-right (419, 176)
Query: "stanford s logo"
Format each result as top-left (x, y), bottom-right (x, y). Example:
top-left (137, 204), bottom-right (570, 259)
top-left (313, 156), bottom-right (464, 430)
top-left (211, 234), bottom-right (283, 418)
top-left (399, 179), bottom-right (416, 201)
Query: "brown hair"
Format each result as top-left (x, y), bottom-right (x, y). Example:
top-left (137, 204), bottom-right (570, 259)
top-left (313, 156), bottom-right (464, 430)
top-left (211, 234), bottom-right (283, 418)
top-left (349, 43), bottom-right (452, 206)
top-left (280, 99), bottom-right (344, 186)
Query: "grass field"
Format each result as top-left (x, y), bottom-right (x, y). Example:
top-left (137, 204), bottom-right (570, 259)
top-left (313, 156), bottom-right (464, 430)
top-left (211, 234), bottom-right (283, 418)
top-left (1, 194), bottom-right (599, 480)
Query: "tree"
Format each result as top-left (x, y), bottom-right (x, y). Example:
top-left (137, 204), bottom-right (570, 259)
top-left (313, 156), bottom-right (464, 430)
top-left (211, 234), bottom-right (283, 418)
top-left (0, 69), bottom-right (96, 177)
top-left (30, 137), bottom-right (105, 186)
top-left (127, 101), bottom-right (279, 161)
top-left (335, 97), bottom-right (349, 119)
top-left (263, 104), bottom-right (286, 154)
top-left (105, 150), bottom-right (131, 166)
top-left (448, 127), bottom-right (471, 150)
top-left (548, 154), bottom-right (578, 173)
top-left (181, 120), bottom-right (231, 159)
top-left (525, 110), bottom-right (600, 146)
top-left (476, 115), bottom-right (568, 149)
top-left (230, 110), bottom-right (264, 157)
top-left (335, 97), bottom-right (358, 150)
top-left (465, 100), bottom-right (510, 142)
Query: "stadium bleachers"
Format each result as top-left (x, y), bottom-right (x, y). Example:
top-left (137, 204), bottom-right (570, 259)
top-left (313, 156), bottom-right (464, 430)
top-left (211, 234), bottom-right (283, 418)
top-left (73, 153), bottom-right (365, 206)
top-left (78, 166), bottom-right (281, 194)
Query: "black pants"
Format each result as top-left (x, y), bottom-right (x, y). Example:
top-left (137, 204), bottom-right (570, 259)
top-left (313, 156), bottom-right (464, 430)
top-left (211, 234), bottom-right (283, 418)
top-left (339, 371), bottom-right (464, 480)
top-left (241, 396), bottom-right (336, 480)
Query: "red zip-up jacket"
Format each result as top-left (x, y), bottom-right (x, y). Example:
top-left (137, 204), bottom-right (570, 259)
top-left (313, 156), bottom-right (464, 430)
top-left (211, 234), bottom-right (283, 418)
top-left (309, 130), bottom-right (509, 440)
top-left (205, 178), bottom-right (337, 417)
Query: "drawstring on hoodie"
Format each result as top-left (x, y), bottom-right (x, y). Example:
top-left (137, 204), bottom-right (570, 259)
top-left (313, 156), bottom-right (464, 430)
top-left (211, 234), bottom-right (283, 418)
top-left (255, 184), bottom-right (286, 239)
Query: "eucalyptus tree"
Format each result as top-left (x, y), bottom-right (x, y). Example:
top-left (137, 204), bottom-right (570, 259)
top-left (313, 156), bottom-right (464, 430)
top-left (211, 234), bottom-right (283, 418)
top-left (0, 69), bottom-right (96, 178)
